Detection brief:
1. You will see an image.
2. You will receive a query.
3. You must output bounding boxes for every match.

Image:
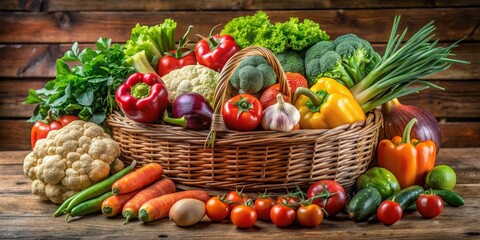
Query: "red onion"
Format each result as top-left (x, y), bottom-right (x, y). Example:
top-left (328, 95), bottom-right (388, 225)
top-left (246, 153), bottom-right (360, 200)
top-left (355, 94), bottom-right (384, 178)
top-left (380, 98), bottom-right (441, 152)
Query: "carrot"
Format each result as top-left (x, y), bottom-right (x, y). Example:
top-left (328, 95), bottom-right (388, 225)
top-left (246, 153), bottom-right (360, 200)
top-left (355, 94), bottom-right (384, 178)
top-left (112, 163), bottom-right (164, 196)
top-left (101, 188), bottom-right (142, 217)
top-left (138, 190), bottom-right (210, 223)
top-left (122, 178), bottom-right (176, 224)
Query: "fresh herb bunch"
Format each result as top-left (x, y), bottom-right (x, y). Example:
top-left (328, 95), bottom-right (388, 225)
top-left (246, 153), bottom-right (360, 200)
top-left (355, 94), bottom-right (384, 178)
top-left (25, 38), bottom-right (135, 124)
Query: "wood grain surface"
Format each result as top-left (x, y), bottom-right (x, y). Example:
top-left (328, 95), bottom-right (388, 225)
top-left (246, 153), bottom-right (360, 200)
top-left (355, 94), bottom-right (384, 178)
top-left (3, 0), bottom-right (480, 11)
top-left (0, 148), bottom-right (478, 239)
top-left (0, 8), bottom-right (478, 43)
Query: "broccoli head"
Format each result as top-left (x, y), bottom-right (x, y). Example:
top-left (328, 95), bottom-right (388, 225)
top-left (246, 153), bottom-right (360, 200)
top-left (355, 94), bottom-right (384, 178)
top-left (304, 34), bottom-right (380, 87)
top-left (230, 56), bottom-right (277, 94)
top-left (275, 51), bottom-right (305, 76)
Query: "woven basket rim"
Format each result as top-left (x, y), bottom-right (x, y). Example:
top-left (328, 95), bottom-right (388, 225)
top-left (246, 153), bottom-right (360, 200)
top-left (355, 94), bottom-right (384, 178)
top-left (107, 108), bottom-right (382, 142)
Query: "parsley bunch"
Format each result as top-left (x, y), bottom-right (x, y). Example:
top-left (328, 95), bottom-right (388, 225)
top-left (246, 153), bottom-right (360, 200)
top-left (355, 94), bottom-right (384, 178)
top-left (25, 38), bottom-right (135, 124)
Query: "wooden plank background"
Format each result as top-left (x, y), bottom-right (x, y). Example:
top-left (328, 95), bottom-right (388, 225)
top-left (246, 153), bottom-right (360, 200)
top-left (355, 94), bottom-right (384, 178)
top-left (0, 0), bottom-right (479, 150)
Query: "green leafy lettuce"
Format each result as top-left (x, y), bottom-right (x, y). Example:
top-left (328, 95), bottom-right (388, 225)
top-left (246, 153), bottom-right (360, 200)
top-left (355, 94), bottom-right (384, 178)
top-left (25, 38), bottom-right (135, 124)
top-left (123, 19), bottom-right (177, 73)
top-left (221, 11), bottom-right (330, 54)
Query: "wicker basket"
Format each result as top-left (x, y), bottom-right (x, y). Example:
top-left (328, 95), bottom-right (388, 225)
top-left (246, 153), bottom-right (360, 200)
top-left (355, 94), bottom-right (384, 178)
top-left (107, 46), bottom-right (383, 193)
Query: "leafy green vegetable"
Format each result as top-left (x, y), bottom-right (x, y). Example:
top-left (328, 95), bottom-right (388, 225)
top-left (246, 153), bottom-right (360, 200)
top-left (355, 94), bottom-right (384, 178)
top-left (123, 19), bottom-right (177, 73)
top-left (221, 11), bottom-right (329, 54)
top-left (25, 38), bottom-right (135, 124)
top-left (349, 16), bottom-right (469, 112)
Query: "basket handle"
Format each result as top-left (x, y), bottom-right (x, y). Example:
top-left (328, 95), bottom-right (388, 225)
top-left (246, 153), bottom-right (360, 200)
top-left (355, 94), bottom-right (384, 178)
top-left (206, 46), bottom-right (290, 147)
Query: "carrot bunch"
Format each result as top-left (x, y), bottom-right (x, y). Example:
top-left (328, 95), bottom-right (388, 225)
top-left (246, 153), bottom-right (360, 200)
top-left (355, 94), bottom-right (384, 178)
top-left (101, 162), bottom-right (210, 224)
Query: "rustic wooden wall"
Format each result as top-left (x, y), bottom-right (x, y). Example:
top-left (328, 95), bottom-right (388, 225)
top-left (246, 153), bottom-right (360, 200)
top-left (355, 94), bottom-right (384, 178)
top-left (0, 0), bottom-right (479, 150)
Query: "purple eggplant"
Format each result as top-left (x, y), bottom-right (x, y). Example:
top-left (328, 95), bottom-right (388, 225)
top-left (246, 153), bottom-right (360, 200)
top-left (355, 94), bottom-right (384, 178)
top-left (163, 93), bottom-right (213, 130)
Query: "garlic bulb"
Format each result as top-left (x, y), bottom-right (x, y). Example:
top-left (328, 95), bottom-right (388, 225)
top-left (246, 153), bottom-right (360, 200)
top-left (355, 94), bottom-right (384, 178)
top-left (261, 94), bottom-right (300, 131)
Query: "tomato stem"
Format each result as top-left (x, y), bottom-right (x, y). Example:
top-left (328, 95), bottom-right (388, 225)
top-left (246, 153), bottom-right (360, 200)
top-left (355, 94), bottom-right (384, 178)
top-left (233, 96), bottom-right (254, 120)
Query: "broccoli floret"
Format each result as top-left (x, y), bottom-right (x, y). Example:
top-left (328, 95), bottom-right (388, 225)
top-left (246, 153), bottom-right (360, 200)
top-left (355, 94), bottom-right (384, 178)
top-left (257, 63), bottom-right (277, 88)
top-left (239, 66), bottom-right (264, 93)
top-left (239, 56), bottom-right (268, 67)
top-left (332, 33), bottom-right (359, 46)
top-left (304, 34), bottom-right (380, 87)
top-left (318, 51), bottom-right (355, 87)
top-left (305, 41), bottom-right (335, 64)
top-left (335, 38), bottom-right (373, 83)
top-left (230, 56), bottom-right (277, 94)
top-left (275, 51), bottom-right (305, 76)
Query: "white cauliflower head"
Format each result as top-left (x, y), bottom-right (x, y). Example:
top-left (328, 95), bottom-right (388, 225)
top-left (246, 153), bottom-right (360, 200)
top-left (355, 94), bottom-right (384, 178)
top-left (162, 64), bottom-right (219, 106)
top-left (23, 120), bottom-right (123, 203)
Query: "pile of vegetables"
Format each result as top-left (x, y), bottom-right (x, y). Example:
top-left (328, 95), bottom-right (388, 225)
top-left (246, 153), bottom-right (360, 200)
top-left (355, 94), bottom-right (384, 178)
top-left (52, 161), bottom-right (211, 225)
top-left (20, 10), bottom-right (471, 229)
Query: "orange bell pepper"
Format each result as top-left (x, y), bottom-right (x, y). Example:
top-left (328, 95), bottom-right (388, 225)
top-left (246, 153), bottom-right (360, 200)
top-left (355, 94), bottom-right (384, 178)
top-left (377, 118), bottom-right (436, 189)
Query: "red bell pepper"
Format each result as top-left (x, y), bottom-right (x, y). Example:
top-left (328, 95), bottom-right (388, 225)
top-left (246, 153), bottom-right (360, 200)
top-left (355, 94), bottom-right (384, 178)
top-left (194, 25), bottom-right (240, 72)
top-left (115, 72), bottom-right (169, 123)
top-left (158, 25), bottom-right (197, 77)
top-left (31, 115), bottom-right (79, 149)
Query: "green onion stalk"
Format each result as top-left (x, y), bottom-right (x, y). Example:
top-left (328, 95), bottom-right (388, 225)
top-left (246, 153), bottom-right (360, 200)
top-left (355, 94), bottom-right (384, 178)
top-left (349, 16), bottom-right (470, 112)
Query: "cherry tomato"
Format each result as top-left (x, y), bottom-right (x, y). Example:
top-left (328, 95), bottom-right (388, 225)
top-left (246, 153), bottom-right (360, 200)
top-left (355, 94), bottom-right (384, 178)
top-left (225, 190), bottom-right (250, 209)
top-left (205, 196), bottom-right (230, 221)
top-left (277, 195), bottom-right (299, 205)
top-left (222, 94), bottom-right (262, 131)
top-left (254, 197), bottom-right (276, 221)
top-left (377, 200), bottom-right (403, 225)
top-left (270, 204), bottom-right (296, 227)
top-left (416, 194), bottom-right (444, 219)
top-left (230, 205), bottom-right (257, 228)
top-left (296, 204), bottom-right (324, 227)
top-left (306, 180), bottom-right (346, 216)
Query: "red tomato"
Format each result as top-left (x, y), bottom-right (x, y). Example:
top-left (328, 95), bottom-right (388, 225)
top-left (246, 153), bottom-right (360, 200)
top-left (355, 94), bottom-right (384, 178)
top-left (270, 204), bottom-right (296, 227)
top-left (158, 49), bottom-right (196, 77)
top-left (259, 83), bottom-right (290, 110)
top-left (296, 204), bottom-right (324, 227)
top-left (416, 194), bottom-right (444, 219)
top-left (31, 115), bottom-right (79, 149)
top-left (230, 205), bottom-right (257, 228)
top-left (225, 190), bottom-right (250, 209)
top-left (205, 196), bottom-right (230, 221)
top-left (306, 180), bottom-right (346, 216)
top-left (254, 197), bottom-right (276, 221)
top-left (377, 200), bottom-right (403, 225)
top-left (222, 94), bottom-right (262, 131)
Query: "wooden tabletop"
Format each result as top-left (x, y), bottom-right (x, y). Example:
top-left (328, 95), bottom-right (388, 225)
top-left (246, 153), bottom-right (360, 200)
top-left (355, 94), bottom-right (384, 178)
top-left (1, 148), bottom-right (479, 239)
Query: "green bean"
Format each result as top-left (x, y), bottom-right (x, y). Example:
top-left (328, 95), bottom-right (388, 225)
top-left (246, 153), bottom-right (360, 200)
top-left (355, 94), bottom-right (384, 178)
top-left (53, 192), bottom-right (80, 217)
top-left (64, 160), bottom-right (136, 214)
top-left (69, 191), bottom-right (113, 217)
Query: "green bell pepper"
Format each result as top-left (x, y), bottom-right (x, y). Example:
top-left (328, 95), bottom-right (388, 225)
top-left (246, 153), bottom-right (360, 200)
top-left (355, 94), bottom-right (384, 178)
top-left (356, 167), bottom-right (401, 200)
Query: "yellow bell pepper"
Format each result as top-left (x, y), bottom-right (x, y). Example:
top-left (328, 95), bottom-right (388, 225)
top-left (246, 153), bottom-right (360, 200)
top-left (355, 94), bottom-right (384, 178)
top-left (293, 77), bottom-right (366, 129)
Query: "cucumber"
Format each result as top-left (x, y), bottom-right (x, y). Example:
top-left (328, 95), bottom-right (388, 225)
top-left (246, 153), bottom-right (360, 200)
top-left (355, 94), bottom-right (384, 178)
top-left (405, 203), bottom-right (417, 211)
top-left (347, 187), bottom-right (382, 221)
top-left (402, 189), bottom-right (464, 211)
top-left (387, 185), bottom-right (424, 210)
top-left (429, 189), bottom-right (465, 207)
